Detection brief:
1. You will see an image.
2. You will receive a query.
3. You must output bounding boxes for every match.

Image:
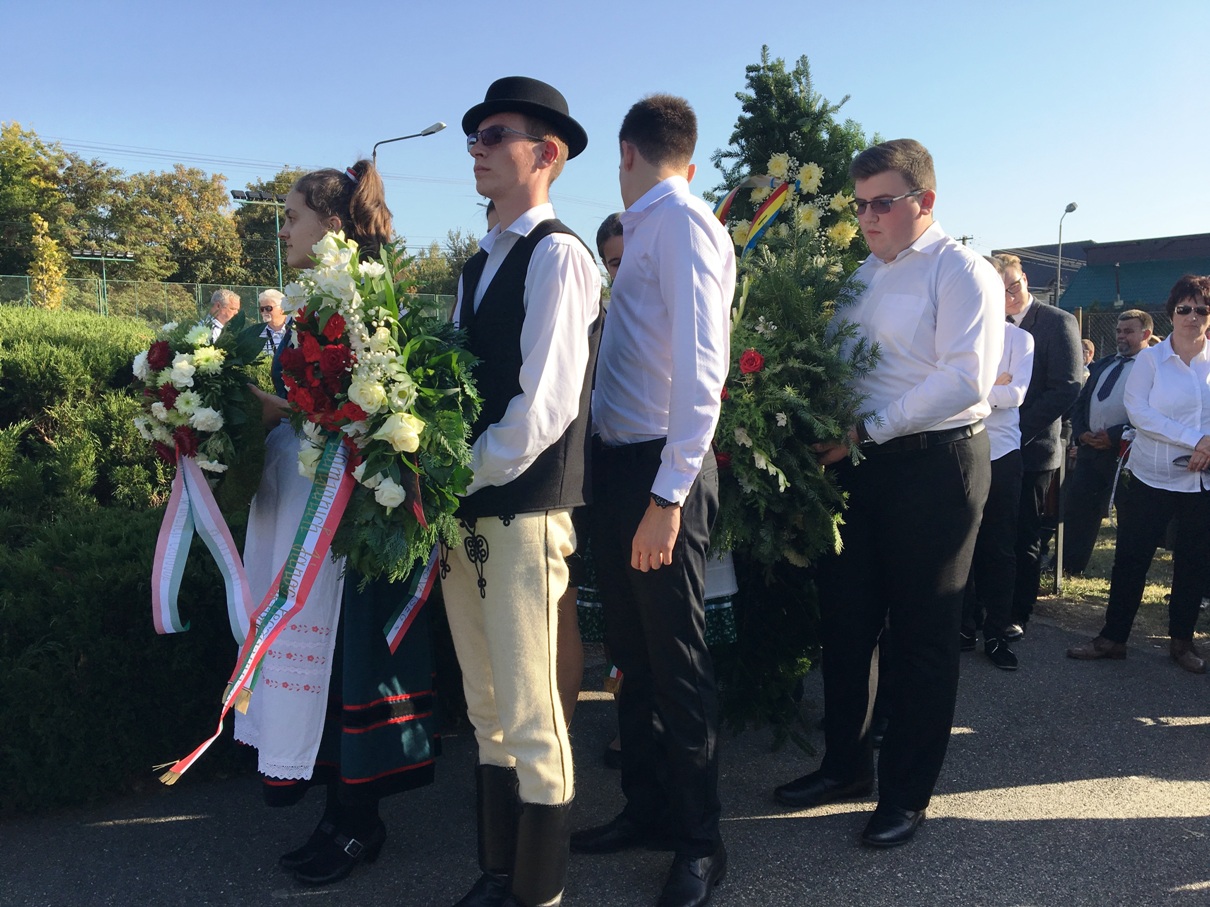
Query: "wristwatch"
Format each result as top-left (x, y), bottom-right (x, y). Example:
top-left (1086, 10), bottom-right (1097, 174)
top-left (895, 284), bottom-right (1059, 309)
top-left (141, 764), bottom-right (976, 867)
top-left (650, 493), bottom-right (676, 509)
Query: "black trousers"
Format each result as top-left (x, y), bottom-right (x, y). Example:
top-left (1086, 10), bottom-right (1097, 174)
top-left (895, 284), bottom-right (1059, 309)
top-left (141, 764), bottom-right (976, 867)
top-left (1012, 468), bottom-right (1055, 624)
top-left (1061, 449), bottom-right (1119, 575)
top-left (818, 432), bottom-right (989, 812)
top-left (1101, 475), bottom-right (1210, 644)
top-left (963, 449), bottom-right (1023, 639)
top-left (592, 439), bottom-right (721, 858)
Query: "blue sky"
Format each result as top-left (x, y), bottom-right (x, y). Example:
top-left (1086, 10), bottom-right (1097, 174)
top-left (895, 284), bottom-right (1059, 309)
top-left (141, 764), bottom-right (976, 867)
top-left (4, 0), bottom-right (1207, 262)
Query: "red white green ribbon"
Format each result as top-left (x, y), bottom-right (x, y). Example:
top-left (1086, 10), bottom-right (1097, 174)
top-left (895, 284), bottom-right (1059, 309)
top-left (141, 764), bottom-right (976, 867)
top-left (158, 432), bottom-right (354, 785)
top-left (151, 455), bottom-right (256, 643)
top-left (383, 545), bottom-right (439, 653)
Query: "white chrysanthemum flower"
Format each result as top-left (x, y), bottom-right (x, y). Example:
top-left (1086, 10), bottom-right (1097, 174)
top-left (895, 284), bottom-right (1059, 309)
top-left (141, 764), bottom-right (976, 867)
top-left (750, 186), bottom-right (771, 205)
top-left (192, 346), bottom-right (226, 375)
top-left (829, 192), bottom-right (854, 213)
top-left (184, 324), bottom-right (211, 347)
top-left (767, 153), bottom-right (792, 180)
top-left (827, 221), bottom-right (859, 249)
top-left (796, 206), bottom-right (821, 233)
top-left (797, 162), bottom-right (823, 194)
top-left (174, 390), bottom-right (201, 414)
top-left (731, 219), bottom-right (751, 248)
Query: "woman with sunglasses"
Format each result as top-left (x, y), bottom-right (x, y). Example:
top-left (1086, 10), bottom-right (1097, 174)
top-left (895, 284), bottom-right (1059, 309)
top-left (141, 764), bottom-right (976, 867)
top-left (1067, 274), bottom-right (1210, 672)
top-left (239, 160), bottom-right (439, 886)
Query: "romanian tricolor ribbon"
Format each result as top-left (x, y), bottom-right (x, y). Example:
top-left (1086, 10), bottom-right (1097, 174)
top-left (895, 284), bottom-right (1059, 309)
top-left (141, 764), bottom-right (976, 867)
top-left (152, 455), bottom-right (256, 643)
top-left (158, 432), bottom-right (354, 785)
top-left (713, 174), bottom-right (778, 224)
top-left (383, 545), bottom-right (439, 653)
top-left (742, 180), bottom-right (792, 258)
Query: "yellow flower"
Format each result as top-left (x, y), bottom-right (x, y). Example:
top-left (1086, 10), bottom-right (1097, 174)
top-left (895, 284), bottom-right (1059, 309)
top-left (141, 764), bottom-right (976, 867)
top-left (796, 206), bottom-right (821, 233)
top-left (750, 186), bottom-right (771, 205)
top-left (827, 220), bottom-right (859, 249)
top-left (829, 192), bottom-right (854, 213)
top-left (731, 219), bottom-right (751, 248)
top-left (797, 162), bottom-right (823, 195)
top-left (767, 153), bottom-right (792, 181)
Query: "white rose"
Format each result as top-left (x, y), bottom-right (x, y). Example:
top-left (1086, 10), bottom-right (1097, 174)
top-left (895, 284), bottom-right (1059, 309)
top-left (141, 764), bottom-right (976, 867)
top-left (353, 462), bottom-right (385, 489)
top-left (348, 377), bottom-right (388, 415)
top-left (373, 477), bottom-right (407, 510)
top-left (132, 351), bottom-right (150, 381)
top-left (371, 412), bottom-right (425, 453)
top-left (169, 353), bottom-right (196, 388)
top-left (190, 407), bottom-right (224, 433)
top-left (368, 326), bottom-right (393, 353)
top-left (298, 445), bottom-right (321, 479)
top-left (386, 373), bottom-right (417, 411)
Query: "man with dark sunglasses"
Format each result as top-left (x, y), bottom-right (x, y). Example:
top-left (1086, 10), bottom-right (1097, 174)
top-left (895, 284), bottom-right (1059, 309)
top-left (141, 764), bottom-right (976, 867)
top-left (999, 254), bottom-right (1082, 637)
top-left (441, 76), bottom-right (602, 907)
top-left (772, 139), bottom-right (1002, 849)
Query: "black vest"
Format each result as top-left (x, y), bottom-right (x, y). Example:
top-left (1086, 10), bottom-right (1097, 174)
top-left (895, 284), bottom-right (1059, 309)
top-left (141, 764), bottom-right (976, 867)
top-left (457, 219), bottom-right (601, 519)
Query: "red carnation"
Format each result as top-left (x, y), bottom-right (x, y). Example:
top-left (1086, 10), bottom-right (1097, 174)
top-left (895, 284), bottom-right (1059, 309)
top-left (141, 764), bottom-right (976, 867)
top-left (153, 441), bottom-right (176, 465)
top-left (720, 386), bottom-right (730, 401)
top-left (147, 340), bottom-right (172, 371)
top-left (172, 425), bottom-right (198, 459)
top-left (301, 332), bottom-right (323, 364)
top-left (739, 349), bottom-right (765, 374)
top-left (319, 344), bottom-right (351, 377)
top-left (288, 386), bottom-right (315, 413)
top-left (715, 451), bottom-right (732, 470)
top-left (338, 401), bottom-right (368, 423)
top-left (321, 313), bottom-right (347, 342)
top-left (158, 384), bottom-right (179, 409)
top-left (280, 347), bottom-right (306, 374)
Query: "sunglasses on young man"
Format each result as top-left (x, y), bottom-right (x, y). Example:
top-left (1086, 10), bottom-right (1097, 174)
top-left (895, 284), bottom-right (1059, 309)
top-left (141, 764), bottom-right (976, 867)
top-left (466, 125), bottom-right (547, 150)
top-left (852, 189), bottom-right (925, 216)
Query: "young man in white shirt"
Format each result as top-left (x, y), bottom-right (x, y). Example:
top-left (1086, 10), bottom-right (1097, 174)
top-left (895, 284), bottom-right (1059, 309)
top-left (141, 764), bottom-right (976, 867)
top-left (442, 76), bottom-right (601, 907)
top-left (773, 139), bottom-right (1002, 848)
top-left (571, 94), bottom-right (735, 907)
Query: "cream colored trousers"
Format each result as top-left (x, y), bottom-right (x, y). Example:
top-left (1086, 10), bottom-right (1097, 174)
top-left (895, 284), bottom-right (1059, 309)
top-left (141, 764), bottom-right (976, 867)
top-left (442, 509), bottom-right (575, 805)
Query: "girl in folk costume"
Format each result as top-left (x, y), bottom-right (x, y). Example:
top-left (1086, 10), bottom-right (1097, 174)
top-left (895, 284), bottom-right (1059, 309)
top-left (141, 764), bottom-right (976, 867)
top-left (240, 160), bottom-right (439, 886)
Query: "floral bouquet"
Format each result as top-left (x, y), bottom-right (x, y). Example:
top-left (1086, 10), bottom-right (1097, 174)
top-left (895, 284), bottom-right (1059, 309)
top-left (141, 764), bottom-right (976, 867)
top-left (279, 232), bottom-right (480, 583)
top-left (132, 313), bottom-right (268, 644)
top-left (712, 151), bottom-right (877, 571)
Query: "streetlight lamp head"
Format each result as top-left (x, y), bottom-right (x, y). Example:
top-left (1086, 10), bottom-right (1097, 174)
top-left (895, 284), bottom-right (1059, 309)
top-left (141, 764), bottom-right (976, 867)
top-left (420, 122), bottom-right (447, 136)
top-left (1065, 202), bottom-right (1078, 213)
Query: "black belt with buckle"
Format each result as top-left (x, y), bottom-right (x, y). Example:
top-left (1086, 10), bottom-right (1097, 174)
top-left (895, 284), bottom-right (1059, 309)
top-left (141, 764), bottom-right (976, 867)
top-left (863, 422), bottom-right (982, 456)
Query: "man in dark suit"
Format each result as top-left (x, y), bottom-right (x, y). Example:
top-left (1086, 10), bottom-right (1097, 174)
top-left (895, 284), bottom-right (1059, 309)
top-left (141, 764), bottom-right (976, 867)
top-left (1061, 309), bottom-right (1154, 575)
top-left (999, 254), bottom-right (1082, 637)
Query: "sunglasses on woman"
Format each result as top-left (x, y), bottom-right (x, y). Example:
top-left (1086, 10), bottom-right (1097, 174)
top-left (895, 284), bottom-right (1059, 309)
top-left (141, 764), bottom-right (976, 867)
top-left (1174, 304), bottom-right (1210, 317)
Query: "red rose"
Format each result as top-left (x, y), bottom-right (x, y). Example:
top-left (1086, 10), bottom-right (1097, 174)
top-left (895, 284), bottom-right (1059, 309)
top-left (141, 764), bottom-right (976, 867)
top-left (280, 347), bottom-right (306, 374)
top-left (338, 401), bottom-right (368, 423)
top-left (321, 313), bottom-right (347, 342)
top-left (172, 426), bottom-right (198, 458)
top-left (301, 332), bottom-right (323, 364)
top-left (720, 386), bottom-right (730, 401)
top-left (319, 344), bottom-right (351, 377)
top-left (158, 385), bottom-right (179, 409)
top-left (739, 349), bottom-right (765, 374)
top-left (715, 451), bottom-right (732, 469)
top-left (147, 340), bottom-right (172, 371)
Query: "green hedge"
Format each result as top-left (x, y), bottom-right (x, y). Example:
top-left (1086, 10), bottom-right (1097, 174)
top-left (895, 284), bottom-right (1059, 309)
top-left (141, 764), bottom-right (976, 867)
top-left (0, 306), bottom-right (249, 812)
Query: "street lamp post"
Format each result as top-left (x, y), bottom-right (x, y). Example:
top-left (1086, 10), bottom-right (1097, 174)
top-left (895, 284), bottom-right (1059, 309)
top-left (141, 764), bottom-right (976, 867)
top-left (371, 122), bottom-right (447, 165)
top-left (70, 249), bottom-right (134, 315)
top-left (1056, 202), bottom-right (1078, 305)
top-left (231, 190), bottom-right (286, 291)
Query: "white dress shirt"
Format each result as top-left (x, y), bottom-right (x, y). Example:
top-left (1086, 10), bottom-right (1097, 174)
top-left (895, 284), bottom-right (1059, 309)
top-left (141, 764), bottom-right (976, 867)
top-left (593, 176), bottom-right (736, 504)
top-left (849, 222), bottom-right (1003, 443)
top-left (1123, 336), bottom-right (1210, 492)
top-left (1087, 354), bottom-right (1135, 432)
top-left (454, 203), bottom-right (601, 496)
top-left (986, 322), bottom-right (1034, 461)
top-left (1007, 297), bottom-right (1033, 327)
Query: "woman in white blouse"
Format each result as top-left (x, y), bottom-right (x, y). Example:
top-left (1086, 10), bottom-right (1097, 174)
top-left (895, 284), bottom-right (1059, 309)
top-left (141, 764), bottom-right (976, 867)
top-left (1067, 275), bottom-right (1210, 673)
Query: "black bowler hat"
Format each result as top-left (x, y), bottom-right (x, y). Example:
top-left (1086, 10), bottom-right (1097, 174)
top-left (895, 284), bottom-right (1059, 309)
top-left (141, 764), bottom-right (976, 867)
top-left (462, 76), bottom-right (588, 159)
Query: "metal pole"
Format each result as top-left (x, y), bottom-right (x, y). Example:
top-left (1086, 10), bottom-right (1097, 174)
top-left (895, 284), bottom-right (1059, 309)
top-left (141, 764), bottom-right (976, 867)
top-left (100, 257), bottom-right (108, 316)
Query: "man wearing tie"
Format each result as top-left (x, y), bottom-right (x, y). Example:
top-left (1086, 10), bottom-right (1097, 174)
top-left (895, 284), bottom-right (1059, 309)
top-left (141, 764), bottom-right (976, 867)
top-left (1061, 309), bottom-right (1154, 575)
top-left (999, 254), bottom-right (1082, 638)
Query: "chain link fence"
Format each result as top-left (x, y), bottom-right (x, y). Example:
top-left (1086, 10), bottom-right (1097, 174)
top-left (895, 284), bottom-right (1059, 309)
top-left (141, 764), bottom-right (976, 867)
top-left (1078, 308), bottom-right (1172, 362)
top-left (0, 275), bottom-right (454, 326)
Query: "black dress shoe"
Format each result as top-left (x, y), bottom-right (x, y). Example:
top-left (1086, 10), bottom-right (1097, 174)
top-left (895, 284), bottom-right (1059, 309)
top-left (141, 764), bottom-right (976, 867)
top-left (279, 820), bottom-right (336, 871)
top-left (861, 804), bottom-right (923, 848)
top-left (293, 819), bottom-right (386, 885)
top-left (656, 843), bottom-right (726, 907)
top-left (985, 638), bottom-right (1019, 671)
top-left (773, 770), bottom-right (874, 808)
top-left (1003, 623), bottom-right (1026, 641)
top-left (570, 814), bottom-right (673, 854)
top-left (959, 629), bottom-right (977, 652)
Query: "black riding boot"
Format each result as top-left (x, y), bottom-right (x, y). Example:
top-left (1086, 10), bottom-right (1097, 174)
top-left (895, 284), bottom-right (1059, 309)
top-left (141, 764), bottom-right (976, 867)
top-left (454, 764), bottom-right (519, 907)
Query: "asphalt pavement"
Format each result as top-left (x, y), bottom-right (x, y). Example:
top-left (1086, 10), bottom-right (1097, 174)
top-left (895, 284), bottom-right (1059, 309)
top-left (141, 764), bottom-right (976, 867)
top-left (2, 616), bottom-right (1208, 907)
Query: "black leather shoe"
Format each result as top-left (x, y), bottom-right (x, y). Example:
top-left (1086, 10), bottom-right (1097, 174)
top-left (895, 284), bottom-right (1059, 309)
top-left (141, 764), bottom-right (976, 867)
top-left (1003, 623), bottom-right (1026, 641)
top-left (959, 629), bottom-right (977, 652)
top-left (293, 819), bottom-right (386, 885)
top-left (453, 872), bottom-right (509, 907)
top-left (861, 805), bottom-right (923, 847)
top-left (279, 820), bottom-right (336, 871)
top-left (570, 814), bottom-right (673, 854)
top-left (656, 843), bottom-right (726, 907)
top-left (773, 770), bottom-right (873, 808)
top-left (985, 638), bottom-right (1019, 671)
